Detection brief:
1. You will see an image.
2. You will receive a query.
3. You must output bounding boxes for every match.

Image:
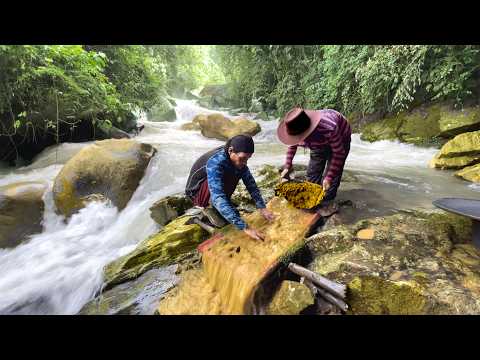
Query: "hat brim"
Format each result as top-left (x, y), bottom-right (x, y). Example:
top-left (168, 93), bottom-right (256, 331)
top-left (277, 110), bottom-right (322, 146)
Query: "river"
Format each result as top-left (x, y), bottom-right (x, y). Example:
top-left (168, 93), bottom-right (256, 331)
top-left (0, 99), bottom-right (478, 314)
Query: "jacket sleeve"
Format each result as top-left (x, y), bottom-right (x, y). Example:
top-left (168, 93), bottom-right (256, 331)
top-left (241, 167), bottom-right (266, 209)
top-left (206, 157), bottom-right (247, 230)
top-left (324, 125), bottom-right (348, 183)
top-left (285, 145), bottom-right (298, 168)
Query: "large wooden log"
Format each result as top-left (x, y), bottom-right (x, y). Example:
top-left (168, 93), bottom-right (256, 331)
top-left (288, 262), bottom-right (346, 299)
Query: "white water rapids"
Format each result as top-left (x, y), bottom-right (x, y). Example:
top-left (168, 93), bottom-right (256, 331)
top-left (0, 99), bottom-right (478, 314)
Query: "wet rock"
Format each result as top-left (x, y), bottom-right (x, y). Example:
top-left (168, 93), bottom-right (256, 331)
top-left (455, 163), bottom-right (480, 183)
top-left (266, 280), bottom-right (315, 315)
top-left (182, 113), bottom-right (261, 141)
top-left (0, 181), bottom-right (47, 248)
top-left (435, 130), bottom-right (480, 158)
top-left (429, 152), bottom-right (480, 170)
top-left (149, 194), bottom-right (193, 226)
top-left (438, 106), bottom-right (480, 137)
top-left (306, 210), bottom-right (480, 314)
top-left (232, 164), bottom-right (281, 212)
top-left (53, 139), bottom-right (156, 217)
top-left (79, 266), bottom-right (179, 315)
top-left (360, 103), bottom-right (480, 146)
top-left (147, 97), bottom-right (176, 122)
top-left (102, 215), bottom-right (209, 290)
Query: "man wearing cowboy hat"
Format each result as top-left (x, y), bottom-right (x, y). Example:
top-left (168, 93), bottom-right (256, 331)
top-left (277, 107), bottom-right (352, 210)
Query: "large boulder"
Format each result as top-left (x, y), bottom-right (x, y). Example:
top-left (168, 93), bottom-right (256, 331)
top-left (360, 116), bottom-right (403, 143)
top-left (455, 163), bottom-right (480, 183)
top-left (183, 113), bottom-right (261, 141)
top-left (102, 215), bottom-right (209, 290)
top-left (52, 139), bottom-right (156, 217)
top-left (434, 130), bottom-right (480, 158)
top-left (438, 106), bottom-right (480, 137)
top-left (0, 181), bottom-right (47, 248)
top-left (198, 84), bottom-right (236, 109)
top-left (429, 152), bottom-right (480, 170)
top-left (360, 103), bottom-right (480, 146)
top-left (306, 210), bottom-right (480, 314)
top-left (147, 97), bottom-right (176, 122)
top-left (430, 131), bottom-right (480, 177)
top-left (266, 280), bottom-right (315, 315)
top-left (149, 194), bottom-right (193, 227)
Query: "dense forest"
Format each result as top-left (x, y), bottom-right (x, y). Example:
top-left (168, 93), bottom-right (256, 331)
top-left (1, 45), bottom-right (480, 164)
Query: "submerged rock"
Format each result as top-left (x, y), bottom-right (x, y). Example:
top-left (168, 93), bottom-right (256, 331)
top-left (103, 215), bottom-right (209, 290)
top-left (52, 139), bottom-right (156, 217)
top-left (79, 266), bottom-right (179, 315)
top-left (0, 181), bottom-right (47, 248)
top-left (306, 210), bottom-right (480, 314)
top-left (266, 280), bottom-right (315, 315)
top-left (149, 194), bottom-right (193, 227)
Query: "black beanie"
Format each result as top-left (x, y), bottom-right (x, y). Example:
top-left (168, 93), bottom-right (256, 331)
top-left (226, 134), bottom-right (255, 153)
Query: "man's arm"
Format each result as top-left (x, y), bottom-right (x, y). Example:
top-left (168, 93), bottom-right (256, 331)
top-left (324, 126), bottom-right (347, 184)
top-left (285, 145), bottom-right (298, 168)
top-left (206, 157), bottom-right (247, 230)
top-left (241, 167), bottom-right (266, 209)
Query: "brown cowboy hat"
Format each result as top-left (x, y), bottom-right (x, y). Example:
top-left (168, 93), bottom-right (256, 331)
top-left (277, 107), bottom-right (322, 146)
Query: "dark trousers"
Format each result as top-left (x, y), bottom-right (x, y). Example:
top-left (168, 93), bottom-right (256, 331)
top-left (307, 141), bottom-right (350, 202)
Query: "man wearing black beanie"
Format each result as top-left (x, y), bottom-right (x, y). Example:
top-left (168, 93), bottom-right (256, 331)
top-left (185, 134), bottom-right (274, 241)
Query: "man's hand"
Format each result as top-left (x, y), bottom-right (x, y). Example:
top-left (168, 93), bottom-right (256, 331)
top-left (322, 179), bottom-right (331, 191)
top-left (243, 228), bottom-right (265, 241)
top-left (260, 208), bottom-right (275, 222)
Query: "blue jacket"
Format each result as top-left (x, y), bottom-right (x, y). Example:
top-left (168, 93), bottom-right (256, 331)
top-left (206, 149), bottom-right (266, 230)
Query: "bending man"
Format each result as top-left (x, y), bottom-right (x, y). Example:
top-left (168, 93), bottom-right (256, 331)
top-left (185, 134), bottom-right (274, 241)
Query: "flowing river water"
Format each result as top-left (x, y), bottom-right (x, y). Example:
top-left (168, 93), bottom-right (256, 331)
top-left (0, 99), bottom-right (478, 314)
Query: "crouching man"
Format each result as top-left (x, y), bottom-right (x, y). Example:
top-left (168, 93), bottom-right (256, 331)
top-left (185, 134), bottom-right (275, 241)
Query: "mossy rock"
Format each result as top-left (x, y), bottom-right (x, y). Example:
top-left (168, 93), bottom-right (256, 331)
top-left (360, 116), bottom-right (402, 142)
top-left (455, 163), bottom-right (480, 183)
top-left (79, 266), bottom-right (179, 315)
top-left (360, 103), bottom-right (480, 146)
top-left (149, 194), bottom-right (193, 226)
top-left (436, 130), bottom-right (480, 159)
top-left (0, 181), bottom-right (47, 248)
top-left (396, 106), bottom-right (442, 145)
top-left (266, 280), bottom-right (314, 315)
top-left (102, 215), bottom-right (209, 290)
top-left (306, 210), bottom-right (480, 314)
top-left (347, 276), bottom-right (428, 314)
top-left (429, 152), bottom-right (480, 169)
top-left (52, 139), bottom-right (156, 217)
top-left (231, 164), bottom-right (281, 212)
top-left (438, 106), bottom-right (480, 137)
top-left (147, 97), bottom-right (176, 122)
top-left (184, 113), bottom-right (261, 141)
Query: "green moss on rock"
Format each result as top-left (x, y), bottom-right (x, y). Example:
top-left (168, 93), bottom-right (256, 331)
top-left (103, 215), bottom-right (209, 290)
top-left (348, 276), bottom-right (427, 314)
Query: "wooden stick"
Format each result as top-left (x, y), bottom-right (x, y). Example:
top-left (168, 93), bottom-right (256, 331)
top-left (315, 286), bottom-right (349, 312)
top-left (301, 277), bottom-right (348, 313)
top-left (288, 263), bottom-right (346, 299)
top-left (192, 218), bottom-right (215, 234)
